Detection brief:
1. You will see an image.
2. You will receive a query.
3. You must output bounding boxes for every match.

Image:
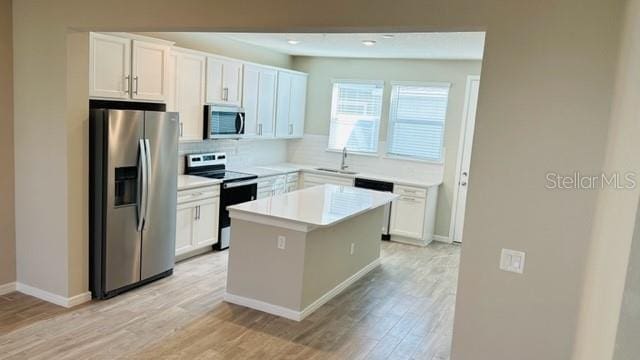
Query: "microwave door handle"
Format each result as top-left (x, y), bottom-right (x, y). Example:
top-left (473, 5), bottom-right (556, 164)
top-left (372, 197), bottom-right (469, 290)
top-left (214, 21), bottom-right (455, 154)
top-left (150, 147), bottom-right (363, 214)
top-left (143, 139), bottom-right (152, 231)
top-left (137, 139), bottom-right (148, 232)
top-left (238, 113), bottom-right (245, 134)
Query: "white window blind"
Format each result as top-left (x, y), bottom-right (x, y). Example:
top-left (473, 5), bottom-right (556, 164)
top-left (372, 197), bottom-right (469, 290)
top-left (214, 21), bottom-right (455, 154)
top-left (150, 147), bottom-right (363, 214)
top-left (328, 81), bottom-right (384, 153)
top-left (387, 83), bottom-right (450, 161)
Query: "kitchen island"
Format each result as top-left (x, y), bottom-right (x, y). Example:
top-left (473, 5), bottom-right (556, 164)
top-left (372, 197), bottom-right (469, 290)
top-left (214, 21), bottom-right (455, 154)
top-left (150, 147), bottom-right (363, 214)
top-left (224, 184), bottom-right (397, 321)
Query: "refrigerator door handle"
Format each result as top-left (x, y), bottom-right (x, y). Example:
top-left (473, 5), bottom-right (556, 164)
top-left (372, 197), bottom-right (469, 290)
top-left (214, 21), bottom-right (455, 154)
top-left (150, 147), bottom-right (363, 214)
top-left (137, 139), bottom-right (148, 232)
top-left (143, 139), bottom-right (152, 231)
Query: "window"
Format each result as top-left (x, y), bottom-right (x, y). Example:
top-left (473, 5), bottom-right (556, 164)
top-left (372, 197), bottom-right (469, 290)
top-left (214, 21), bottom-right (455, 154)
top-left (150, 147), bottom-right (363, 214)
top-left (387, 83), bottom-right (450, 161)
top-left (328, 80), bottom-right (384, 153)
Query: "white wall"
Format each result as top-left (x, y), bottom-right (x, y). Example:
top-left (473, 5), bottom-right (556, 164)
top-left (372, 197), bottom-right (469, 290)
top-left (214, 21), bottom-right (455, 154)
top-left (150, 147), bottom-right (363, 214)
top-left (288, 56), bottom-right (482, 238)
top-left (0, 0), bottom-right (15, 288)
top-left (11, 0), bottom-right (625, 359)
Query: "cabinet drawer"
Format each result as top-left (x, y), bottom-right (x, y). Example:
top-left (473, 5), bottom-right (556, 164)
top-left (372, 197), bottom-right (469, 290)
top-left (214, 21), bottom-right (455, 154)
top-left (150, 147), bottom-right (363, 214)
top-left (286, 173), bottom-right (299, 183)
top-left (395, 185), bottom-right (427, 198)
top-left (178, 185), bottom-right (220, 204)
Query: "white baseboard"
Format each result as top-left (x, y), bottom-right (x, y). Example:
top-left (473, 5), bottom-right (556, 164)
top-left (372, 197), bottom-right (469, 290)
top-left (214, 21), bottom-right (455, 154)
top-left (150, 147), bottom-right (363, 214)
top-left (0, 282), bottom-right (17, 295)
top-left (390, 235), bottom-right (428, 247)
top-left (433, 235), bottom-right (452, 243)
top-left (299, 258), bottom-right (381, 320)
top-left (224, 257), bottom-right (381, 321)
top-left (16, 283), bottom-right (92, 308)
top-left (224, 293), bottom-right (302, 321)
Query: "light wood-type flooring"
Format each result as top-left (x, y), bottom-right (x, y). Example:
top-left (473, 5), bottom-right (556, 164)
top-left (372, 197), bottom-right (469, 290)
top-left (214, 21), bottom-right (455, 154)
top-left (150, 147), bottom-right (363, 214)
top-left (0, 241), bottom-right (460, 360)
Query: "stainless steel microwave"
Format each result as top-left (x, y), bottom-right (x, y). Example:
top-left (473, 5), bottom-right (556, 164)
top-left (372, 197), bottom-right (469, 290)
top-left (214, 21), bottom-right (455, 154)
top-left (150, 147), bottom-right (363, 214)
top-left (204, 105), bottom-right (245, 139)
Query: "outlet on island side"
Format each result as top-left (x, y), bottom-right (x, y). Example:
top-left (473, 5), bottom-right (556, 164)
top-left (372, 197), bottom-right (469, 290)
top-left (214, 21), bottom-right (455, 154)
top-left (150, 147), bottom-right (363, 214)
top-left (277, 236), bottom-right (286, 250)
top-left (350, 243), bottom-right (355, 255)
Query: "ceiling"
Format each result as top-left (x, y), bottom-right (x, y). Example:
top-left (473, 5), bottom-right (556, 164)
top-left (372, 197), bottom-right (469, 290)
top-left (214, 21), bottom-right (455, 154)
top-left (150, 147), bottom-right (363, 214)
top-left (218, 32), bottom-right (485, 60)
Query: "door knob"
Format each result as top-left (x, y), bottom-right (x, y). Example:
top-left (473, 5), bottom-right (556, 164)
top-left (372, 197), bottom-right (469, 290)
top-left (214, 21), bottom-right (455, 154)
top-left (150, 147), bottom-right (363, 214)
top-left (461, 181), bottom-right (467, 186)
top-left (462, 172), bottom-right (468, 176)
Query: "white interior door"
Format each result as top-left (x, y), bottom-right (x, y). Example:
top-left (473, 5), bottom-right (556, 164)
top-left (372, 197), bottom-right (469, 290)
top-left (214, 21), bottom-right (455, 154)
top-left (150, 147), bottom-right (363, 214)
top-left (451, 76), bottom-right (480, 243)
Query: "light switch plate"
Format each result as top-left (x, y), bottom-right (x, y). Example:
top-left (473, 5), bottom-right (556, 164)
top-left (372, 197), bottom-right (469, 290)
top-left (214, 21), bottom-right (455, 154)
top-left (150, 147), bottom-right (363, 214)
top-left (500, 248), bottom-right (526, 274)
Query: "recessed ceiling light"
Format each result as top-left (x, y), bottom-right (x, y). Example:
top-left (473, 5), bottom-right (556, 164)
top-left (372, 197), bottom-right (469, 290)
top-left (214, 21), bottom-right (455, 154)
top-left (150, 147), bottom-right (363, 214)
top-left (362, 40), bottom-right (377, 46)
top-left (382, 34), bottom-right (395, 39)
top-left (287, 39), bottom-right (301, 45)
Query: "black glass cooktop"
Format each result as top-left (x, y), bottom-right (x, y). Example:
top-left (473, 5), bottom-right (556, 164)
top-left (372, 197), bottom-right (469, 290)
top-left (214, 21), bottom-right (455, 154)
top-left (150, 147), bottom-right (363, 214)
top-left (196, 170), bottom-right (257, 183)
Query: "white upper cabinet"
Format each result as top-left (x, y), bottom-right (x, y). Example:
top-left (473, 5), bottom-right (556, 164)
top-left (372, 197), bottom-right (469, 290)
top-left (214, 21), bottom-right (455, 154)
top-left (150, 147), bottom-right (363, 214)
top-left (290, 73), bottom-right (308, 137)
top-left (275, 72), bottom-right (292, 137)
top-left (166, 52), bottom-right (178, 111)
top-left (173, 49), bottom-right (206, 142)
top-left (275, 71), bottom-right (307, 138)
top-left (131, 40), bottom-right (169, 101)
top-left (242, 65), bottom-right (259, 137)
top-left (206, 57), bottom-right (243, 106)
top-left (89, 33), bottom-right (131, 99)
top-left (242, 64), bottom-right (277, 137)
top-left (89, 33), bottom-right (170, 102)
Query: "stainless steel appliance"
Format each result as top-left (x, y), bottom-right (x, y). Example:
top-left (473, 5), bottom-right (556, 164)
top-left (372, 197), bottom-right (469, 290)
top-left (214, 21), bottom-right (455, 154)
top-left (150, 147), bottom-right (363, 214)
top-left (185, 153), bottom-right (257, 250)
top-left (354, 178), bottom-right (394, 240)
top-left (90, 106), bottom-right (179, 299)
top-left (204, 105), bottom-right (245, 139)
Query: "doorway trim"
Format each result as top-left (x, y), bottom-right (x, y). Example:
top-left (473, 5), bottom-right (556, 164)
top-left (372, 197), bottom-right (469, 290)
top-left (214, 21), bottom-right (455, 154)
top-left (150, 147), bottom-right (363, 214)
top-left (448, 75), bottom-right (481, 243)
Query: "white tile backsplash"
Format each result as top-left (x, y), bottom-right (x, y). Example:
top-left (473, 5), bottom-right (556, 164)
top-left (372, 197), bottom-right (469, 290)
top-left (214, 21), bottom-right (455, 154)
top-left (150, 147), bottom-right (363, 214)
top-left (287, 134), bottom-right (444, 183)
top-left (178, 138), bottom-right (288, 174)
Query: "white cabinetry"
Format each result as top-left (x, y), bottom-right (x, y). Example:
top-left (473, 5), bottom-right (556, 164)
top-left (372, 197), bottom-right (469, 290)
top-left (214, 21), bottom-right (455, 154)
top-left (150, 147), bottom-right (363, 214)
top-left (89, 33), bottom-right (170, 102)
top-left (275, 71), bottom-right (307, 138)
top-left (257, 174), bottom-right (287, 199)
top-left (168, 48), bottom-right (206, 142)
top-left (242, 65), bottom-right (277, 137)
top-left (206, 57), bottom-right (243, 106)
top-left (89, 33), bottom-right (131, 99)
top-left (176, 184), bottom-right (220, 260)
top-left (131, 40), bottom-right (170, 101)
top-left (301, 172), bottom-right (354, 188)
top-left (389, 185), bottom-right (438, 245)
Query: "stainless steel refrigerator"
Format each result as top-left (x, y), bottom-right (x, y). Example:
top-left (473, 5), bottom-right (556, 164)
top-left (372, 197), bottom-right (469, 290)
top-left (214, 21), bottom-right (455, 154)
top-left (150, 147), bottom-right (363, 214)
top-left (90, 107), bottom-right (179, 299)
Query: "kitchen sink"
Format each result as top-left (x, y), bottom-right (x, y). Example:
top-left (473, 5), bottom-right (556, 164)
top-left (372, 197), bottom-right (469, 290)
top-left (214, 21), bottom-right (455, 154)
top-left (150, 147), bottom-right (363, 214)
top-left (315, 167), bottom-right (359, 175)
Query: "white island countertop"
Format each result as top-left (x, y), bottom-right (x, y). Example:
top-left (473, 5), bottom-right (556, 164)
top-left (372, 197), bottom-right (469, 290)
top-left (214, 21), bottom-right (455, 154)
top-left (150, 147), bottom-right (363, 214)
top-left (228, 184), bottom-right (398, 232)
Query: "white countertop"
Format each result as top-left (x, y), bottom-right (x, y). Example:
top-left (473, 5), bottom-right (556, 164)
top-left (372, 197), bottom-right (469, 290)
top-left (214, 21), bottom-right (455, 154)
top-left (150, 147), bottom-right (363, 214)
top-left (228, 184), bottom-right (398, 230)
top-left (177, 174), bottom-right (221, 191)
top-left (231, 162), bottom-right (442, 188)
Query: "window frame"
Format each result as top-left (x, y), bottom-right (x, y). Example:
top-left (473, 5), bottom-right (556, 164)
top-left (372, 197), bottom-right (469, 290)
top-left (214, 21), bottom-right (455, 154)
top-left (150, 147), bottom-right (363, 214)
top-left (326, 79), bottom-right (385, 155)
top-left (385, 81), bottom-right (451, 163)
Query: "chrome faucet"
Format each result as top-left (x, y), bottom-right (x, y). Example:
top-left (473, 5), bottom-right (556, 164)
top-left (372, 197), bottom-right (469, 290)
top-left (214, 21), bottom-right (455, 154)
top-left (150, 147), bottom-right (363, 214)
top-left (340, 147), bottom-right (349, 170)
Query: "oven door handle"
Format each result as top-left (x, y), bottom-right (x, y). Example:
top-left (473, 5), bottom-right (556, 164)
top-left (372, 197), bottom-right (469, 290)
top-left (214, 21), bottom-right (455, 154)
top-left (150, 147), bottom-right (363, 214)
top-left (223, 179), bottom-right (258, 189)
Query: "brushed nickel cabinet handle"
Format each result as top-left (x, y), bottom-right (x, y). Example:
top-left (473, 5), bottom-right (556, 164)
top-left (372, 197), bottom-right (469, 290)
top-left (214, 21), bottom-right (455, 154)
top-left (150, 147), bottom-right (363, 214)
top-left (133, 76), bottom-right (139, 94)
top-left (124, 75), bottom-right (130, 94)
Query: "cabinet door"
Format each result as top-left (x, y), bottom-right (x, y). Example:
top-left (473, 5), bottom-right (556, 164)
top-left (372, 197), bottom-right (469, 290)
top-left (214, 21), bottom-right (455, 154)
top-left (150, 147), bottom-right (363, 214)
top-left (194, 198), bottom-right (220, 247)
top-left (166, 52), bottom-right (178, 112)
top-left (242, 65), bottom-right (260, 136)
top-left (223, 60), bottom-right (243, 106)
top-left (206, 57), bottom-right (224, 104)
top-left (131, 40), bottom-right (169, 101)
top-left (89, 33), bottom-right (131, 99)
top-left (178, 52), bottom-right (206, 142)
top-left (257, 68), bottom-right (277, 137)
top-left (275, 71), bottom-right (292, 137)
top-left (290, 73), bottom-right (307, 138)
top-left (286, 182), bottom-right (298, 193)
top-left (176, 204), bottom-right (196, 255)
top-left (389, 196), bottom-right (426, 239)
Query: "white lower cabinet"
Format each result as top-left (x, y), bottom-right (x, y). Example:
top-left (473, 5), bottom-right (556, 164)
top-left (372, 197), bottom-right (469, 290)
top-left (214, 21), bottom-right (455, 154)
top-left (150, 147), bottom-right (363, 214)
top-left (389, 184), bottom-right (438, 245)
top-left (176, 184), bottom-right (220, 259)
top-left (301, 172), bottom-right (354, 188)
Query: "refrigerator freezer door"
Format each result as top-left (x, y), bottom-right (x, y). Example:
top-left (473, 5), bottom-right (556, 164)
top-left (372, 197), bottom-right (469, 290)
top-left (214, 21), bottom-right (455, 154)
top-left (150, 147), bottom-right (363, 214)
top-left (105, 110), bottom-right (144, 293)
top-left (141, 111), bottom-right (179, 280)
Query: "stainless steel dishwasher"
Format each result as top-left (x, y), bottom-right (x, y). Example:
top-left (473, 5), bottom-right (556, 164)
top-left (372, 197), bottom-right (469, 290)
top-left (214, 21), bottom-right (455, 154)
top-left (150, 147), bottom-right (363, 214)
top-left (354, 178), bottom-right (394, 240)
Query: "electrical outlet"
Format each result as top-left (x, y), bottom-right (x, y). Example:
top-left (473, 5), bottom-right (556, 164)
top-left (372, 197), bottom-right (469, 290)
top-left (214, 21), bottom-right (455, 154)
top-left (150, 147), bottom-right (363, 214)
top-left (350, 243), bottom-right (355, 255)
top-left (277, 236), bottom-right (286, 250)
top-left (500, 248), bottom-right (526, 274)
